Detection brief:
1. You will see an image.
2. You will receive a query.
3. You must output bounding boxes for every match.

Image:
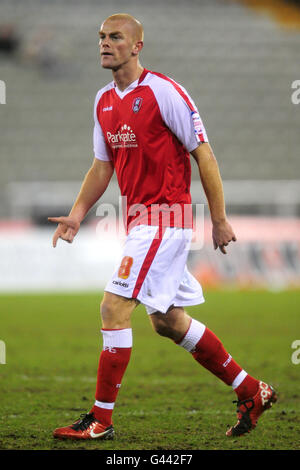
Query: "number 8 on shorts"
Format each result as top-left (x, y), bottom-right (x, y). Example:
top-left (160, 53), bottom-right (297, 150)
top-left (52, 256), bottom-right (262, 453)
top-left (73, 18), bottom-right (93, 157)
top-left (118, 256), bottom-right (134, 279)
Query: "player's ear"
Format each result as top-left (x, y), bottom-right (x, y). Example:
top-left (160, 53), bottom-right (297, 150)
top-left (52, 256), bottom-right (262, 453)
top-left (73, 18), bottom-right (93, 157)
top-left (132, 40), bottom-right (143, 56)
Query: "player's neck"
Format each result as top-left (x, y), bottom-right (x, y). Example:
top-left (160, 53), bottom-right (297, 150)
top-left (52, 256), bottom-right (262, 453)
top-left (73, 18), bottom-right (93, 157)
top-left (112, 63), bottom-right (144, 92)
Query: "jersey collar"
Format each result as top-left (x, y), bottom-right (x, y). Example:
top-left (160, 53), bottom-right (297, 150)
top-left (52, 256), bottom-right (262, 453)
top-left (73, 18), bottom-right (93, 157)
top-left (113, 68), bottom-right (149, 91)
top-left (113, 69), bottom-right (149, 99)
top-left (138, 68), bottom-right (149, 84)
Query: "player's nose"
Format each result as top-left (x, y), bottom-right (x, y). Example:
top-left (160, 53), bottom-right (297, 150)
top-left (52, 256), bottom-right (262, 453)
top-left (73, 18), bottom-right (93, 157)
top-left (100, 43), bottom-right (111, 53)
top-left (100, 36), bottom-right (110, 48)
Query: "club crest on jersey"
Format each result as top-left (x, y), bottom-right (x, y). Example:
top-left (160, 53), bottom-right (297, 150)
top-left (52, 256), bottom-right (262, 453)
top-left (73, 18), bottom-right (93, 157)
top-left (132, 97), bottom-right (143, 113)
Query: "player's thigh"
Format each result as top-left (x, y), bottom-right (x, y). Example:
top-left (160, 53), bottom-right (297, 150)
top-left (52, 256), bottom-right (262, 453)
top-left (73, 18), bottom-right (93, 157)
top-left (149, 305), bottom-right (191, 341)
top-left (100, 291), bottom-right (139, 329)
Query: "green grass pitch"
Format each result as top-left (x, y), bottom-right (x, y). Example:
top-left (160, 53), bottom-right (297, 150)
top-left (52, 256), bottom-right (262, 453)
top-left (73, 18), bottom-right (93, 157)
top-left (0, 289), bottom-right (299, 450)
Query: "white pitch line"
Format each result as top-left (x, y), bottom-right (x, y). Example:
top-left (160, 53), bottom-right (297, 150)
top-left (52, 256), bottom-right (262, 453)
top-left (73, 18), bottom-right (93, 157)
top-left (19, 374), bottom-right (96, 383)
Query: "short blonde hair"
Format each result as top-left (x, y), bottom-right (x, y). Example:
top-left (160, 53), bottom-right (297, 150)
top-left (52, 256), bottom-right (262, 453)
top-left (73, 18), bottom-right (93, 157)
top-left (103, 13), bottom-right (144, 41)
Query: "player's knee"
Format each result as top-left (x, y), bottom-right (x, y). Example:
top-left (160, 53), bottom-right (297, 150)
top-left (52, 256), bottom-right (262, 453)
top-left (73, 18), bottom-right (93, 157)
top-left (100, 294), bottom-right (134, 329)
top-left (152, 317), bottom-right (176, 339)
top-left (151, 307), bottom-right (190, 341)
top-left (100, 299), bottom-right (113, 321)
top-left (100, 298), bottom-right (121, 326)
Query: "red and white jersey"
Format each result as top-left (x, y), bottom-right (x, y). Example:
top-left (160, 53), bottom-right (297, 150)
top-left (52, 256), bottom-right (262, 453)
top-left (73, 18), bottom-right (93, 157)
top-left (93, 68), bottom-right (208, 231)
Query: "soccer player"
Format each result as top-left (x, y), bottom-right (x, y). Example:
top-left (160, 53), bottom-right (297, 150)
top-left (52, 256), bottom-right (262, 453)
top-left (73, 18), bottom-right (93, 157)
top-left (49, 14), bottom-right (277, 440)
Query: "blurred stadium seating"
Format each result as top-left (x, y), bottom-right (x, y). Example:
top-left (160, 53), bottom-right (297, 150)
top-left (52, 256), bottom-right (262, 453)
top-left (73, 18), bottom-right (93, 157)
top-left (0, 0), bottom-right (299, 290)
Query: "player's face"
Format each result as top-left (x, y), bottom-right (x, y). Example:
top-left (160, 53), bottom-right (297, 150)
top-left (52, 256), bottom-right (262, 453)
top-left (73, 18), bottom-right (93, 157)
top-left (99, 20), bottom-right (138, 70)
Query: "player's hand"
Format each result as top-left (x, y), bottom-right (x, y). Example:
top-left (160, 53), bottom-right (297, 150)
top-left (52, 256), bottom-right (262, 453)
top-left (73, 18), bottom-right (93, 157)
top-left (48, 216), bottom-right (81, 248)
top-left (212, 219), bottom-right (237, 255)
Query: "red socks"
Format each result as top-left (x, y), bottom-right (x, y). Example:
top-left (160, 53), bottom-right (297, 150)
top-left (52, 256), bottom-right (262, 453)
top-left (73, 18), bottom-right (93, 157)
top-left (91, 328), bottom-right (132, 426)
top-left (91, 320), bottom-right (260, 426)
top-left (192, 328), bottom-right (243, 386)
top-left (234, 374), bottom-right (260, 401)
top-left (177, 319), bottom-right (259, 400)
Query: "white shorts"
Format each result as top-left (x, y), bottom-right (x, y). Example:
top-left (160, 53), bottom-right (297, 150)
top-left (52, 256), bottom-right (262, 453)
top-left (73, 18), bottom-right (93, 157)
top-left (105, 225), bottom-right (205, 314)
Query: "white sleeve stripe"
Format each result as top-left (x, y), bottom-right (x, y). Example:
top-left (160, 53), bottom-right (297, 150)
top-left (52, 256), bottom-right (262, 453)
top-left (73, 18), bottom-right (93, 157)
top-left (147, 71), bottom-right (196, 111)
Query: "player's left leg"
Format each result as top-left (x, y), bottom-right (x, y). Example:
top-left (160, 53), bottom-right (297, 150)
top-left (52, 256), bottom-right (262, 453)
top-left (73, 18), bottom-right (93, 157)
top-left (149, 306), bottom-right (277, 436)
top-left (149, 306), bottom-right (256, 393)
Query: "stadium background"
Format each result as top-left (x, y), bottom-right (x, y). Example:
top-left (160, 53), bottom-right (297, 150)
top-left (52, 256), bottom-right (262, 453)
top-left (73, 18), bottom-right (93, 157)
top-left (0, 0), bottom-right (299, 451)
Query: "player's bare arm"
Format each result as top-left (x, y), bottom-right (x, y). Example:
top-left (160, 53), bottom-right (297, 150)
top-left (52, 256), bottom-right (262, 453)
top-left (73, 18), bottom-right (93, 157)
top-left (191, 143), bottom-right (236, 254)
top-left (48, 158), bottom-right (114, 247)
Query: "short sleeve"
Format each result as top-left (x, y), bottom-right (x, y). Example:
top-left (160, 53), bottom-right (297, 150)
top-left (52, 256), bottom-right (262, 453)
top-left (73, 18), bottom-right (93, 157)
top-left (151, 77), bottom-right (209, 152)
top-left (93, 92), bottom-right (111, 161)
